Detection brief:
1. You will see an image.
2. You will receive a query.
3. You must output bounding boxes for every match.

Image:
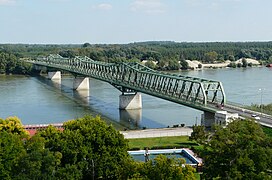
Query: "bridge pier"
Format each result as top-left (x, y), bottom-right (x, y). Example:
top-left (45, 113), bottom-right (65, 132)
top-left (48, 71), bottom-right (61, 80)
top-left (119, 93), bottom-right (142, 110)
top-left (73, 77), bottom-right (89, 90)
top-left (201, 111), bottom-right (215, 127)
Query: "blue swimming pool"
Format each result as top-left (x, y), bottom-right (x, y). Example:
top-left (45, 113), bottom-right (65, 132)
top-left (128, 149), bottom-right (200, 165)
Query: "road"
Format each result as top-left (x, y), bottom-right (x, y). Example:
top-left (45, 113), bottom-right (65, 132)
top-left (223, 104), bottom-right (272, 128)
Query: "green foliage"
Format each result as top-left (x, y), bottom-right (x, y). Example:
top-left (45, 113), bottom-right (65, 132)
top-left (59, 49), bottom-right (76, 58)
top-left (189, 125), bottom-right (207, 144)
top-left (242, 58), bottom-right (248, 67)
top-left (228, 62), bottom-right (237, 68)
top-left (82, 42), bottom-right (91, 48)
top-left (180, 59), bottom-right (189, 70)
top-left (38, 115), bottom-right (130, 179)
top-left (0, 131), bottom-right (26, 180)
top-left (0, 116), bottom-right (131, 179)
top-left (14, 136), bottom-right (62, 180)
top-left (202, 119), bottom-right (272, 179)
top-left (262, 126), bottom-right (272, 137)
top-left (204, 51), bottom-right (218, 63)
top-left (0, 52), bottom-right (32, 74)
top-left (131, 155), bottom-right (196, 179)
top-left (2, 42), bottom-right (272, 66)
top-left (0, 116), bottom-right (29, 137)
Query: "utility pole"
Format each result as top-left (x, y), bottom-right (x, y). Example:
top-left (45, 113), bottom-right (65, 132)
top-left (259, 88), bottom-right (265, 116)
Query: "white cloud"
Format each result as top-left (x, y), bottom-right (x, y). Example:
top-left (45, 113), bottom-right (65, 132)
top-left (130, 0), bottom-right (166, 14)
top-left (93, 3), bottom-right (112, 11)
top-left (0, 0), bottom-right (16, 6)
top-left (185, 0), bottom-right (241, 6)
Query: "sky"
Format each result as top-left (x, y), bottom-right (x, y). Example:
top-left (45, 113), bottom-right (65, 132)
top-left (1, 0), bottom-right (272, 44)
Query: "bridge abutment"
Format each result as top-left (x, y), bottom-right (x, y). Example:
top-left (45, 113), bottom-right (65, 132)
top-left (201, 111), bottom-right (215, 127)
top-left (73, 77), bottom-right (90, 90)
top-left (48, 71), bottom-right (61, 80)
top-left (119, 93), bottom-right (142, 110)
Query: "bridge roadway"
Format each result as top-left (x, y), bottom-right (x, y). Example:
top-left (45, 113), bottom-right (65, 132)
top-left (223, 104), bottom-right (272, 128)
top-left (25, 54), bottom-right (272, 127)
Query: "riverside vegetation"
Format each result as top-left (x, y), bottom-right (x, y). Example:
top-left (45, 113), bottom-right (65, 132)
top-left (1, 41), bottom-right (272, 74)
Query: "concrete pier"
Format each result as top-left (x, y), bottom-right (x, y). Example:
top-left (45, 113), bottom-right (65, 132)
top-left (119, 93), bottom-right (142, 110)
top-left (73, 77), bottom-right (89, 90)
top-left (48, 71), bottom-right (61, 80)
top-left (201, 111), bottom-right (215, 127)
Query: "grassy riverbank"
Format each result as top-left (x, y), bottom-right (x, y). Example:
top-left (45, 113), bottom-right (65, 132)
top-left (127, 125), bottom-right (272, 150)
top-left (128, 136), bottom-right (199, 150)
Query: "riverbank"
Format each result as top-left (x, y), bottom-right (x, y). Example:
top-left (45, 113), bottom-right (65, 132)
top-left (186, 58), bottom-right (260, 70)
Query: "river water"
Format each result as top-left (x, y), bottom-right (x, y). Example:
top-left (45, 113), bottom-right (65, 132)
top-left (0, 67), bottom-right (271, 129)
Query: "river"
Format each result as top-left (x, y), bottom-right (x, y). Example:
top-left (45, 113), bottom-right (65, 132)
top-left (0, 67), bottom-right (271, 129)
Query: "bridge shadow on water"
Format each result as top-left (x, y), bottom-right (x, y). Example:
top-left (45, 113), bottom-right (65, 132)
top-left (33, 76), bottom-right (165, 130)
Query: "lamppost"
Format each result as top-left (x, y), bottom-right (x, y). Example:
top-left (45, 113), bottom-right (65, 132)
top-left (259, 88), bottom-right (264, 115)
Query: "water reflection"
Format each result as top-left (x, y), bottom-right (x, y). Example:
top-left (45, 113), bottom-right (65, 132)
top-left (73, 90), bottom-right (90, 105)
top-left (51, 79), bottom-right (61, 89)
top-left (119, 109), bottom-right (142, 129)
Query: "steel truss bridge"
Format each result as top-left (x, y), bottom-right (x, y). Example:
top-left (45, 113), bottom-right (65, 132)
top-left (28, 54), bottom-right (226, 113)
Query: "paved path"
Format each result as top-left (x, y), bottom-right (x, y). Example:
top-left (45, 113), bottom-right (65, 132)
top-left (120, 127), bottom-right (193, 139)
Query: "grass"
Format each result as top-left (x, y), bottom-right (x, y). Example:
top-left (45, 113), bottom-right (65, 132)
top-left (128, 136), bottom-right (199, 150)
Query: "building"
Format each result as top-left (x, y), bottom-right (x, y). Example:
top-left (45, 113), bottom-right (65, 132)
top-left (214, 111), bottom-right (239, 126)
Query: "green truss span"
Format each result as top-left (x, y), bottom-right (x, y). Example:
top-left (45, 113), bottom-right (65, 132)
top-left (28, 54), bottom-right (226, 112)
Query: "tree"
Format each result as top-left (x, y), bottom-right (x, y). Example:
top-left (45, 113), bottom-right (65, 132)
top-left (242, 58), bottom-right (248, 67)
top-left (228, 55), bottom-right (235, 61)
top-left (133, 155), bottom-right (196, 179)
top-left (0, 116), bottom-right (29, 138)
top-left (59, 50), bottom-right (76, 58)
top-left (228, 62), bottom-right (237, 68)
top-left (0, 131), bottom-right (26, 180)
top-left (14, 136), bottom-right (62, 180)
top-left (0, 117), bottom-right (27, 179)
top-left (82, 42), bottom-right (91, 48)
top-left (190, 125), bottom-right (207, 144)
top-left (168, 59), bottom-right (180, 70)
top-left (180, 59), bottom-right (189, 70)
top-left (204, 51), bottom-right (218, 63)
top-left (38, 115), bottom-right (130, 179)
top-left (202, 119), bottom-right (272, 179)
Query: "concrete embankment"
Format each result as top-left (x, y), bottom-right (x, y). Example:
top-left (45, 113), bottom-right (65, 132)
top-left (120, 127), bottom-right (193, 139)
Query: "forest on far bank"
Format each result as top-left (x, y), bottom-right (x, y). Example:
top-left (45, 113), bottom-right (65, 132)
top-left (1, 41), bottom-right (272, 73)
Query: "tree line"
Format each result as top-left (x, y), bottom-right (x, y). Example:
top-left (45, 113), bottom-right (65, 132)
top-left (1, 41), bottom-right (272, 73)
top-left (0, 52), bottom-right (32, 74)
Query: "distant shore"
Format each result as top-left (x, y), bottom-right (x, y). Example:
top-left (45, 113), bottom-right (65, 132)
top-left (186, 58), bottom-right (261, 70)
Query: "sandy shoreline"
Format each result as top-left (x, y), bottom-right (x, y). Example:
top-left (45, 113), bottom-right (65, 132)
top-left (186, 58), bottom-right (260, 69)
